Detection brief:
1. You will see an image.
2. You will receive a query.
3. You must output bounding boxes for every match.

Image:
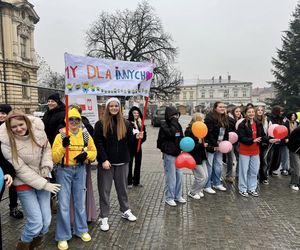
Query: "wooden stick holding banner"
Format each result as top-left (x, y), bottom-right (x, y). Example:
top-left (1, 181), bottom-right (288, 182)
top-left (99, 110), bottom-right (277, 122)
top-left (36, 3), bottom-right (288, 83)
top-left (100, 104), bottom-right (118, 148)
top-left (137, 96), bottom-right (149, 152)
top-left (65, 95), bottom-right (69, 166)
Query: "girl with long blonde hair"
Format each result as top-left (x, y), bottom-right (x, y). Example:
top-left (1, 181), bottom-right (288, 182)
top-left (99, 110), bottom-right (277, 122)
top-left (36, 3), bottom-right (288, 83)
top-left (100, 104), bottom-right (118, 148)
top-left (0, 110), bottom-right (60, 249)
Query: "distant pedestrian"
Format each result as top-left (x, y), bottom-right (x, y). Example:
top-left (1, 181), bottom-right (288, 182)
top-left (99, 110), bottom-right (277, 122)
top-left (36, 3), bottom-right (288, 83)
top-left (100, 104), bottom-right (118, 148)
top-left (157, 106), bottom-right (186, 206)
top-left (127, 106), bottom-right (147, 188)
top-left (184, 113), bottom-right (208, 200)
top-left (0, 110), bottom-right (60, 249)
top-left (204, 101), bottom-right (229, 194)
top-left (0, 104), bottom-right (24, 220)
top-left (94, 98), bottom-right (137, 232)
top-left (52, 108), bottom-right (97, 250)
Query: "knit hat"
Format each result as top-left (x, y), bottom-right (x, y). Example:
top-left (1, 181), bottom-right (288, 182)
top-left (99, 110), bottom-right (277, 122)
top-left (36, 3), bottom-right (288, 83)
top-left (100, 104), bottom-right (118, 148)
top-left (105, 97), bottom-right (120, 107)
top-left (47, 93), bottom-right (61, 104)
top-left (0, 104), bottom-right (12, 114)
top-left (68, 108), bottom-right (81, 119)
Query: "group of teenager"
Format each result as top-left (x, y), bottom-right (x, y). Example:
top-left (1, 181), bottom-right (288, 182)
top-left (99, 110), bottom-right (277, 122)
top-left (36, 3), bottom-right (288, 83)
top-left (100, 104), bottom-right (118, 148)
top-left (0, 95), bottom-right (299, 249)
top-left (157, 101), bottom-right (300, 206)
top-left (0, 95), bottom-right (146, 250)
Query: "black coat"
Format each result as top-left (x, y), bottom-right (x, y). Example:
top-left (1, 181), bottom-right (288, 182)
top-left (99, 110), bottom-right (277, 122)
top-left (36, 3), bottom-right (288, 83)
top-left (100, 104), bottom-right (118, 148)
top-left (82, 116), bottom-right (94, 136)
top-left (94, 118), bottom-right (133, 164)
top-left (268, 113), bottom-right (289, 145)
top-left (237, 119), bottom-right (268, 145)
top-left (42, 104), bottom-right (66, 145)
top-left (204, 112), bottom-right (229, 147)
top-left (184, 127), bottom-right (207, 164)
top-left (0, 142), bottom-right (15, 200)
top-left (157, 106), bottom-right (183, 156)
top-left (287, 126), bottom-right (300, 154)
top-left (128, 106), bottom-right (147, 152)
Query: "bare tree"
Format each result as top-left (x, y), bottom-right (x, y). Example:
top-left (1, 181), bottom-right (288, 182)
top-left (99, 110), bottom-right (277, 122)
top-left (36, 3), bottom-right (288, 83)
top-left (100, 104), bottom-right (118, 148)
top-left (37, 54), bottom-right (65, 89)
top-left (86, 1), bottom-right (182, 100)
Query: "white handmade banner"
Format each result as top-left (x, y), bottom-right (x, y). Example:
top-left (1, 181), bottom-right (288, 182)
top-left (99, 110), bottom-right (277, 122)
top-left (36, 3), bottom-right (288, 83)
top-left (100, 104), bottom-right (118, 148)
top-left (64, 53), bottom-right (155, 96)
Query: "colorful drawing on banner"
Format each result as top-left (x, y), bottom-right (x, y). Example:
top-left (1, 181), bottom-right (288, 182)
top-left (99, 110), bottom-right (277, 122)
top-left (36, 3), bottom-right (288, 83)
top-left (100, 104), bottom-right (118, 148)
top-left (64, 53), bottom-right (155, 96)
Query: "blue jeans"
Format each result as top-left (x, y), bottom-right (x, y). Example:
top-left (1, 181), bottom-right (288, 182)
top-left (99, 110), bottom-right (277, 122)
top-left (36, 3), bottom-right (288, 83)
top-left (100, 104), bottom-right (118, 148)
top-left (17, 189), bottom-right (51, 243)
top-left (205, 152), bottom-right (223, 188)
top-left (238, 154), bottom-right (260, 192)
top-left (163, 154), bottom-right (183, 201)
top-left (55, 165), bottom-right (87, 241)
top-left (280, 146), bottom-right (290, 171)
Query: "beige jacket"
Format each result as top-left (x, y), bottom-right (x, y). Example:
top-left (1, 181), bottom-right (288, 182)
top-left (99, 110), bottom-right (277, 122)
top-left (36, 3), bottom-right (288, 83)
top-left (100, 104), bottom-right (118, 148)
top-left (0, 116), bottom-right (53, 190)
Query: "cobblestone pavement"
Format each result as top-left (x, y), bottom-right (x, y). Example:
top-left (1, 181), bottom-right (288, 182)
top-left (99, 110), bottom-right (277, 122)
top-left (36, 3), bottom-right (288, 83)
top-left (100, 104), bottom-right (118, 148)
top-left (1, 117), bottom-right (300, 249)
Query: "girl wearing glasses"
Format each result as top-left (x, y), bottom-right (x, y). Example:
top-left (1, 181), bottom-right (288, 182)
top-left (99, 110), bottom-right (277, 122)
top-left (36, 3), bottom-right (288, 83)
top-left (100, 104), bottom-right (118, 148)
top-left (52, 108), bottom-right (97, 250)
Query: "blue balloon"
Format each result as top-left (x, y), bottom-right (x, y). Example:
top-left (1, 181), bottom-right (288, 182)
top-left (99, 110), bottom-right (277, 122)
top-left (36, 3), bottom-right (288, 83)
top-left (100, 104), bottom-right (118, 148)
top-left (0, 167), bottom-right (4, 190)
top-left (180, 137), bottom-right (195, 152)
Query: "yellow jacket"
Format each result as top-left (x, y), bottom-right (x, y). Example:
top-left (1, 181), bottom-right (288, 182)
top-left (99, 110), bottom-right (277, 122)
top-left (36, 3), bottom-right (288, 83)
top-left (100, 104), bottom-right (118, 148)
top-left (52, 128), bottom-right (97, 165)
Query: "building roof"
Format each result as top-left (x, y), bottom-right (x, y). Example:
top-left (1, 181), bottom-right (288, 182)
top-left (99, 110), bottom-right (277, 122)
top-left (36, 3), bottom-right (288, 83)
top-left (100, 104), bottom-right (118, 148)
top-left (182, 78), bottom-right (250, 86)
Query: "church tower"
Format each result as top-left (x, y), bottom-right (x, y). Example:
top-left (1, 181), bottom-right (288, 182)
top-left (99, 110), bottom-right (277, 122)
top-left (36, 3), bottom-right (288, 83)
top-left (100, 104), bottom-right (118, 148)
top-left (0, 0), bottom-right (39, 113)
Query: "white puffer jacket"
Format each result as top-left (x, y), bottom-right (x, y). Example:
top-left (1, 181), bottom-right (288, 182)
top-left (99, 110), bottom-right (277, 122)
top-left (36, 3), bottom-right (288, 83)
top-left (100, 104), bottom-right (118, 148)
top-left (0, 116), bottom-right (53, 190)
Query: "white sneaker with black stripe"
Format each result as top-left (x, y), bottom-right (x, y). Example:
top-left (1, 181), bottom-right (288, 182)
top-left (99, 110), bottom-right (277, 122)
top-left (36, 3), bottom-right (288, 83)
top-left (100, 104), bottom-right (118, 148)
top-left (122, 209), bottom-right (137, 222)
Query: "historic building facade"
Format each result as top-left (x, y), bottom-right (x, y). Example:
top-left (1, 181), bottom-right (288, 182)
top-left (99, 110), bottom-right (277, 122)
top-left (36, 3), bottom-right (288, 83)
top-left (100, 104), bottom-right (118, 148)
top-left (0, 0), bottom-right (39, 113)
top-left (173, 76), bottom-right (252, 111)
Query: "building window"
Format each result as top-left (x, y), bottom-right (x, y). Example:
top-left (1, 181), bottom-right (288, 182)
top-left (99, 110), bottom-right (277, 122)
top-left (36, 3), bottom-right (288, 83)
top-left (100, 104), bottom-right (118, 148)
top-left (201, 92), bottom-right (205, 98)
top-left (20, 37), bottom-right (27, 58)
top-left (209, 91), bottom-right (213, 98)
top-left (183, 92), bottom-right (187, 99)
top-left (234, 91), bottom-right (238, 97)
top-left (242, 90), bottom-right (247, 97)
top-left (22, 72), bottom-right (30, 99)
top-left (189, 91), bottom-right (193, 99)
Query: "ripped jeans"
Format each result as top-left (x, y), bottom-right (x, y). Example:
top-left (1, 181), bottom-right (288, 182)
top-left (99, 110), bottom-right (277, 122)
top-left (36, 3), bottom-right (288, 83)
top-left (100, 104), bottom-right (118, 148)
top-left (55, 165), bottom-right (87, 241)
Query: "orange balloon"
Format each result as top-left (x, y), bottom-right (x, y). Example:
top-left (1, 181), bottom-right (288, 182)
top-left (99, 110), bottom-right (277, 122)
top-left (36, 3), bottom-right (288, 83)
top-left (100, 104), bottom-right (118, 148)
top-left (192, 121), bottom-right (208, 139)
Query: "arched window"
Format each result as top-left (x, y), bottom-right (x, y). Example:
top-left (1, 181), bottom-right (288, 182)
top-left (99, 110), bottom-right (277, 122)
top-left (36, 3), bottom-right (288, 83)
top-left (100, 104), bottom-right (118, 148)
top-left (22, 71), bottom-right (30, 99)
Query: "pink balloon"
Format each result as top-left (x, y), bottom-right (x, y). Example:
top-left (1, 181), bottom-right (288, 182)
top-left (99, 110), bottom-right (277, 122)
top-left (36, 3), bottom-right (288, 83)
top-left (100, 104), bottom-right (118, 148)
top-left (235, 118), bottom-right (245, 130)
top-left (229, 132), bottom-right (238, 144)
top-left (268, 124), bottom-right (279, 137)
top-left (218, 141), bottom-right (233, 154)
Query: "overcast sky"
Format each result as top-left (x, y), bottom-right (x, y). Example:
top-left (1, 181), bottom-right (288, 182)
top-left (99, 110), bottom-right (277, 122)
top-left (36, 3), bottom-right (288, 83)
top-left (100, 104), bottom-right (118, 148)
top-left (29, 0), bottom-right (298, 87)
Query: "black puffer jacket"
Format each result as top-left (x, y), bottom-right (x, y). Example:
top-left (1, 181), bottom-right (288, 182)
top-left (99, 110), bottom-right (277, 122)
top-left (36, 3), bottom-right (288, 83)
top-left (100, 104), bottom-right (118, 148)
top-left (287, 126), bottom-right (300, 154)
top-left (184, 127), bottom-right (207, 164)
top-left (94, 118), bottom-right (133, 164)
top-left (42, 104), bottom-right (66, 145)
top-left (204, 112), bottom-right (229, 147)
top-left (237, 119), bottom-right (268, 145)
top-left (157, 107), bottom-right (183, 156)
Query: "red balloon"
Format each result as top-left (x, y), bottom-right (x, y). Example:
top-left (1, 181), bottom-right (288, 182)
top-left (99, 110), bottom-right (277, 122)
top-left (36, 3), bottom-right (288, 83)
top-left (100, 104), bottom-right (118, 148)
top-left (175, 152), bottom-right (196, 169)
top-left (273, 125), bottom-right (288, 139)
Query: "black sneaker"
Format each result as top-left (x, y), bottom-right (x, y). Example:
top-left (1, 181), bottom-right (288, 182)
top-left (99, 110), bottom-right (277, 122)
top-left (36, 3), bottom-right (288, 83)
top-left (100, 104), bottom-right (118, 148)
top-left (281, 170), bottom-right (289, 176)
top-left (10, 207), bottom-right (24, 219)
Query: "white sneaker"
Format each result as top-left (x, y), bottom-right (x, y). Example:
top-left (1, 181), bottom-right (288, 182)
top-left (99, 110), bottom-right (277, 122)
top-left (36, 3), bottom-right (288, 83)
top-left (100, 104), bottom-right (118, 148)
top-left (213, 185), bottom-right (227, 191)
top-left (175, 197), bottom-right (187, 204)
top-left (188, 191), bottom-right (201, 200)
top-left (290, 185), bottom-right (299, 191)
top-left (165, 199), bottom-right (177, 206)
top-left (199, 190), bottom-right (204, 198)
top-left (204, 187), bottom-right (216, 194)
top-left (122, 209), bottom-right (137, 221)
top-left (100, 217), bottom-right (109, 231)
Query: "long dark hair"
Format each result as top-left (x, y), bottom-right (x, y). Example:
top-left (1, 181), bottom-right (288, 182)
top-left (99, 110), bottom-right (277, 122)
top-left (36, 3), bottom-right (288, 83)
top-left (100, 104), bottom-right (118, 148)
top-left (212, 101), bottom-right (228, 128)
